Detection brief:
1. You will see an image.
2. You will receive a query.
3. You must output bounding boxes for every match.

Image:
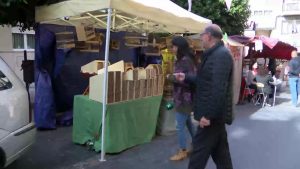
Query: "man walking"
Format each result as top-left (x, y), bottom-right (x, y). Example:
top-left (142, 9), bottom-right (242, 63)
top-left (288, 50), bottom-right (300, 107)
top-left (174, 24), bottom-right (234, 169)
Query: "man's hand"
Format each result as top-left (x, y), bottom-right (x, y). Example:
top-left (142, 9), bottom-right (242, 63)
top-left (173, 72), bottom-right (185, 82)
top-left (199, 117), bottom-right (210, 128)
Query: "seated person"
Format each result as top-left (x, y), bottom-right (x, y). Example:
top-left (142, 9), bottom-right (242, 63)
top-left (255, 65), bottom-right (274, 105)
top-left (246, 65), bottom-right (257, 91)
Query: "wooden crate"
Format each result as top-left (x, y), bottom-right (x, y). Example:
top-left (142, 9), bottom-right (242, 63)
top-left (145, 64), bottom-right (163, 79)
top-left (139, 79), bottom-right (147, 98)
top-left (75, 25), bottom-right (96, 41)
top-left (55, 32), bottom-right (75, 49)
top-left (79, 41), bottom-right (100, 53)
top-left (133, 80), bottom-right (140, 99)
top-left (89, 71), bottom-right (122, 104)
top-left (114, 71), bottom-right (122, 103)
top-left (75, 25), bottom-right (87, 41)
top-left (110, 39), bottom-right (120, 50)
top-left (146, 79), bottom-right (153, 97)
top-left (122, 80), bottom-right (129, 101)
top-left (157, 75), bottom-right (164, 95)
top-left (145, 68), bottom-right (154, 79)
top-left (124, 36), bottom-right (148, 47)
top-left (80, 60), bottom-right (105, 75)
top-left (91, 32), bottom-right (105, 45)
top-left (152, 77), bottom-right (158, 96)
top-left (124, 68), bottom-right (146, 80)
top-left (107, 72), bottom-right (115, 104)
top-left (124, 62), bottom-right (134, 71)
top-left (85, 26), bottom-right (96, 40)
top-left (128, 81), bottom-right (135, 100)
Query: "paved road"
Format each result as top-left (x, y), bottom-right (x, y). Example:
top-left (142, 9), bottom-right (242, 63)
top-left (7, 88), bottom-right (300, 169)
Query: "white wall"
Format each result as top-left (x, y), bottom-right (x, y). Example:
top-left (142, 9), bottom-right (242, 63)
top-left (248, 0), bottom-right (283, 30)
top-left (0, 26), bottom-right (13, 51)
top-left (0, 26), bottom-right (35, 80)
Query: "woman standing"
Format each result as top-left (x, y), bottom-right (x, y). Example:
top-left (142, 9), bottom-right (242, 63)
top-left (168, 36), bottom-right (196, 161)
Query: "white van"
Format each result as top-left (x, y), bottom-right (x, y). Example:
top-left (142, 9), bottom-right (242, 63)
top-left (0, 57), bottom-right (36, 168)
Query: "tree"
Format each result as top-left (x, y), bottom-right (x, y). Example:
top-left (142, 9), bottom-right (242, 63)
top-left (0, 0), bottom-right (64, 30)
top-left (173, 0), bottom-right (251, 35)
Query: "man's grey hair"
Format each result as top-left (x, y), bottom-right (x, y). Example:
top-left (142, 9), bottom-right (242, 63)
top-left (203, 24), bottom-right (223, 39)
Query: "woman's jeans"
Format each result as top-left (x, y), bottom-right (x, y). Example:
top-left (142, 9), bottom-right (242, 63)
top-left (175, 112), bottom-right (195, 149)
top-left (289, 77), bottom-right (300, 106)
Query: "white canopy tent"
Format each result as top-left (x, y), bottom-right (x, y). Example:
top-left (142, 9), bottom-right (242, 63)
top-left (36, 0), bottom-right (211, 33)
top-left (36, 0), bottom-right (211, 161)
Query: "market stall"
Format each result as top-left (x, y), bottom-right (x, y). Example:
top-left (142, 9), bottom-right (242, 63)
top-left (35, 0), bottom-right (211, 159)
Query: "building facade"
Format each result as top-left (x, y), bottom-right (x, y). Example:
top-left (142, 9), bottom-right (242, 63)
top-left (246, 0), bottom-right (283, 37)
top-left (247, 0), bottom-right (300, 51)
top-left (272, 0), bottom-right (300, 51)
top-left (0, 26), bottom-right (35, 80)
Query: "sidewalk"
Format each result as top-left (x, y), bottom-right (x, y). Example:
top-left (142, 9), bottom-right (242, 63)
top-left (7, 87), bottom-right (300, 169)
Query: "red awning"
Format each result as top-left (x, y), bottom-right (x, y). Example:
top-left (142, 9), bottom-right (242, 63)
top-left (229, 35), bottom-right (297, 60)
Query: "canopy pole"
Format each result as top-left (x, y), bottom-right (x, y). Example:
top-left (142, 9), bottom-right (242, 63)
top-left (100, 8), bottom-right (112, 162)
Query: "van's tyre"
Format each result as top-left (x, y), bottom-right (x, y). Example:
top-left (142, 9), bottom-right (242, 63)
top-left (0, 148), bottom-right (5, 169)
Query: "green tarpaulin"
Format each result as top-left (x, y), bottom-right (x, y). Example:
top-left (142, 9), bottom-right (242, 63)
top-left (72, 95), bottom-right (162, 153)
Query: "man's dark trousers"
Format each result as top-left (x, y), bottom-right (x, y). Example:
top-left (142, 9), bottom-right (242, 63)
top-left (188, 121), bottom-right (233, 169)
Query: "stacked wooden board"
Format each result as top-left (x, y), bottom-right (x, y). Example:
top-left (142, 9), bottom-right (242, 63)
top-left (89, 61), bottom-right (164, 104)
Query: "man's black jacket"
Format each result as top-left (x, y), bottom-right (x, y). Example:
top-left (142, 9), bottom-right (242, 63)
top-left (186, 41), bottom-right (234, 124)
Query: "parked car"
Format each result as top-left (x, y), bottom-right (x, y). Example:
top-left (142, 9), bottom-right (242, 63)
top-left (0, 57), bottom-right (36, 168)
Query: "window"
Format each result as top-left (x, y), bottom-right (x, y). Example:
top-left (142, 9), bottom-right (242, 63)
top-left (253, 10), bottom-right (263, 16)
top-left (27, 34), bottom-right (35, 49)
top-left (282, 20), bottom-right (300, 34)
top-left (285, 2), bottom-right (300, 11)
top-left (0, 71), bottom-right (12, 91)
top-left (12, 33), bottom-right (25, 49)
top-left (12, 27), bottom-right (35, 50)
top-left (264, 10), bottom-right (272, 15)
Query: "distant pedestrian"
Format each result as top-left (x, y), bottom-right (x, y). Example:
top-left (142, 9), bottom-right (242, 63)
top-left (174, 24), bottom-right (234, 169)
top-left (288, 50), bottom-right (300, 107)
top-left (167, 36), bottom-right (196, 161)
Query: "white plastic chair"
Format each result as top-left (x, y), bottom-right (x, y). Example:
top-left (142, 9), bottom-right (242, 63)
top-left (254, 82), bottom-right (268, 107)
